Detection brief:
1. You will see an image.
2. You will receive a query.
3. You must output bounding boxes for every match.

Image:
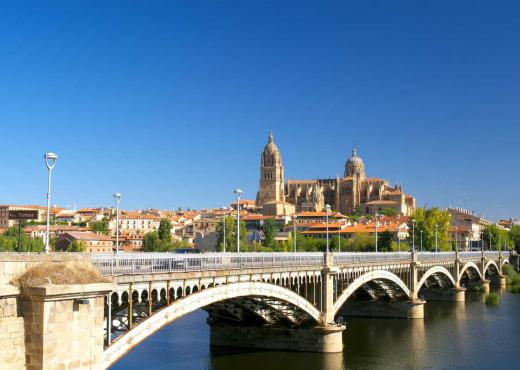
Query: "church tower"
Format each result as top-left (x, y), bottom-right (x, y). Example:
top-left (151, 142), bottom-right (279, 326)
top-left (256, 130), bottom-right (285, 208)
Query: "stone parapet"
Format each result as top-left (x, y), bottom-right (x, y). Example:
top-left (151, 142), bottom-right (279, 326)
top-left (22, 282), bottom-right (115, 370)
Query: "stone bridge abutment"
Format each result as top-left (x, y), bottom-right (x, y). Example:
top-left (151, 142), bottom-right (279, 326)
top-left (0, 250), bottom-right (516, 369)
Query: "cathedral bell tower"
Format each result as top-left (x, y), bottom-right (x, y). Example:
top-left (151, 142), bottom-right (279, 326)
top-left (256, 130), bottom-right (285, 208)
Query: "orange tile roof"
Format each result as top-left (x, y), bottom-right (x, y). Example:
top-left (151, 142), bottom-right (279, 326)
top-left (60, 232), bottom-right (113, 241)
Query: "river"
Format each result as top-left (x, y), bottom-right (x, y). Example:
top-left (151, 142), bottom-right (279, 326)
top-left (112, 289), bottom-right (520, 370)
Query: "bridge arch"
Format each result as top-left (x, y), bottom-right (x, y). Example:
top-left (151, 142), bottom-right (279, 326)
top-left (417, 266), bottom-right (456, 291)
top-left (104, 281), bottom-right (320, 368)
top-left (459, 262), bottom-right (483, 283)
top-left (333, 270), bottom-right (411, 316)
top-left (484, 260), bottom-right (500, 276)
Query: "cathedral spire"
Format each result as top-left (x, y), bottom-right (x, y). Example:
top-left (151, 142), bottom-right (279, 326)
top-left (268, 128), bottom-right (274, 143)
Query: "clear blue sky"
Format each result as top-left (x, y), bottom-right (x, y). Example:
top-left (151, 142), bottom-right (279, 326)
top-left (1, 1), bottom-right (519, 220)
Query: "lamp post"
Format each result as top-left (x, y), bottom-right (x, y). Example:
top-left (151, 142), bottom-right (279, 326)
top-left (338, 225), bottom-right (341, 252)
top-left (412, 219), bottom-right (416, 252)
top-left (234, 189), bottom-right (243, 253)
top-left (420, 230), bottom-right (423, 252)
top-left (325, 204), bottom-right (331, 253)
top-left (113, 193), bottom-right (122, 254)
top-left (293, 214), bottom-right (297, 253)
top-left (489, 233), bottom-right (492, 251)
top-left (374, 213), bottom-right (379, 253)
top-left (221, 206), bottom-right (227, 252)
top-left (44, 152), bottom-right (58, 253)
top-left (435, 224), bottom-right (438, 252)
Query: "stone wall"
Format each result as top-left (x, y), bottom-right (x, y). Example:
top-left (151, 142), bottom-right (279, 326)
top-left (22, 283), bottom-right (114, 370)
top-left (0, 285), bottom-right (26, 369)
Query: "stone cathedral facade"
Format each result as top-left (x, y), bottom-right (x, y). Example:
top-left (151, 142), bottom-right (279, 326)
top-left (255, 131), bottom-right (415, 216)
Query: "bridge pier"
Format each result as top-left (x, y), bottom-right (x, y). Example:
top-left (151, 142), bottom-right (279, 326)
top-left (466, 279), bottom-right (490, 292)
top-left (420, 287), bottom-right (466, 302)
top-left (490, 275), bottom-right (507, 287)
top-left (208, 320), bottom-right (345, 353)
top-left (337, 299), bottom-right (425, 319)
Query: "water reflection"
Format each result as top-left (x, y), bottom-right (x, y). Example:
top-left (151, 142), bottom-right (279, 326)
top-left (113, 292), bottom-right (520, 370)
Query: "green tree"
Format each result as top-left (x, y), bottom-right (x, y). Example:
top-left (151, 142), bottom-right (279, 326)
top-left (68, 240), bottom-right (86, 252)
top-left (482, 224), bottom-right (500, 250)
top-left (90, 221), bottom-right (109, 235)
top-left (215, 216), bottom-right (246, 252)
top-left (262, 219), bottom-right (277, 248)
top-left (0, 227), bottom-right (44, 252)
top-left (380, 208), bottom-right (398, 217)
top-left (410, 208), bottom-right (451, 251)
top-left (510, 225), bottom-right (520, 253)
top-left (378, 231), bottom-right (393, 251)
top-left (158, 219), bottom-right (172, 243)
top-left (143, 231), bottom-right (162, 252)
top-left (344, 233), bottom-right (375, 252)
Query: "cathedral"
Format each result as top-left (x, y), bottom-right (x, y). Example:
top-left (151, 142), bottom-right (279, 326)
top-left (255, 130), bottom-right (416, 216)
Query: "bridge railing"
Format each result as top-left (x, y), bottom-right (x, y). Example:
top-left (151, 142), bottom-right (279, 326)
top-left (484, 251), bottom-right (501, 258)
top-left (417, 252), bottom-right (456, 261)
top-left (334, 252), bottom-right (411, 265)
top-left (91, 252), bottom-right (325, 276)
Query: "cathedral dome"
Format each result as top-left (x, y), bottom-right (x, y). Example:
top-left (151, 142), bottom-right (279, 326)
top-left (344, 147), bottom-right (366, 179)
top-left (346, 148), bottom-right (363, 166)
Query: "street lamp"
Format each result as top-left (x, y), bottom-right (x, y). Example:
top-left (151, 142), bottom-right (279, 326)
top-left (221, 206), bottom-right (227, 252)
top-left (374, 213), bottom-right (379, 253)
top-left (234, 189), bottom-right (243, 253)
top-left (420, 230), bottom-right (423, 252)
top-left (113, 193), bottom-right (122, 253)
top-left (412, 219), bottom-right (416, 252)
top-left (44, 152), bottom-right (58, 253)
top-left (435, 224), bottom-right (438, 252)
top-left (293, 214), bottom-right (297, 253)
top-left (325, 204), bottom-right (331, 253)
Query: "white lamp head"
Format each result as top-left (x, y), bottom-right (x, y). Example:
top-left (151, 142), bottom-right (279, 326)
top-left (234, 188), bottom-right (243, 199)
top-left (44, 152), bottom-right (58, 170)
top-left (113, 192), bottom-right (122, 204)
top-left (325, 204), bottom-right (331, 212)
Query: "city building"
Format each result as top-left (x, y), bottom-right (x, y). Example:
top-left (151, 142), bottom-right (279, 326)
top-left (109, 212), bottom-right (160, 234)
top-left (55, 232), bottom-right (114, 253)
top-left (24, 225), bottom-right (90, 240)
top-left (255, 131), bottom-right (416, 216)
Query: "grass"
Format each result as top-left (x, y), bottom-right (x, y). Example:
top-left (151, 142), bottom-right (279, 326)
top-left (485, 293), bottom-right (500, 305)
top-left (13, 261), bottom-right (109, 290)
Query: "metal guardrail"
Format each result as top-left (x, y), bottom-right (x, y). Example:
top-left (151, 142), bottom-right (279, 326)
top-left (91, 252), bottom-right (325, 276)
top-left (90, 251), bottom-right (509, 276)
top-left (417, 252), bottom-right (456, 261)
top-left (333, 252), bottom-right (411, 264)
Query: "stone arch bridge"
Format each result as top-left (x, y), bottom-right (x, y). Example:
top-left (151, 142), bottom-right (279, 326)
top-left (91, 250), bottom-right (511, 368)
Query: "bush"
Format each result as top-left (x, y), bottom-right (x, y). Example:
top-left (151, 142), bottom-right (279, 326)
top-left (510, 285), bottom-right (520, 294)
top-left (485, 293), bottom-right (500, 305)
